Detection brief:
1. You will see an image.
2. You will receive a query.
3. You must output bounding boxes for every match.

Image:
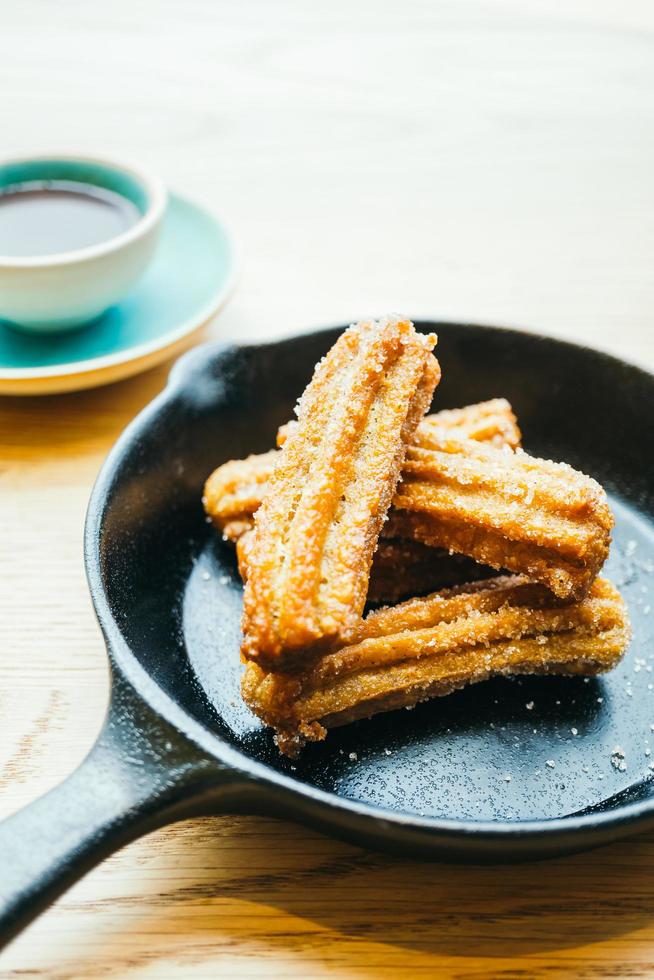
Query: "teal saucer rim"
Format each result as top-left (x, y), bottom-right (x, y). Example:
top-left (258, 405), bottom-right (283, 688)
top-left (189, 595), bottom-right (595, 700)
top-left (0, 191), bottom-right (239, 380)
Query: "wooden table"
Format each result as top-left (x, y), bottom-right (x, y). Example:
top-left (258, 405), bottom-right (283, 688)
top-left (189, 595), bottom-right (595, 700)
top-left (2, 1), bottom-right (654, 976)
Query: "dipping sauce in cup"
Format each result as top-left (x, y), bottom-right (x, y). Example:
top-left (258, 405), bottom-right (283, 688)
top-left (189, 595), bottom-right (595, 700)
top-left (0, 155), bottom-right (166, 334)
top-left (0, 180), bottom-right (142, 257)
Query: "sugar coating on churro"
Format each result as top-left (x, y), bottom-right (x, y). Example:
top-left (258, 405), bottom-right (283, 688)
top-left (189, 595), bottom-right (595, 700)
top-left (276, 397), bottom-right (521, 450)
top-left (390, 438), bottom-right (613, 600)
top-left (204, 401), bottom-right (609, 603)
top-left (407, 398), bottom-right (521, 451)
top-left (237, 528), bottom-right (495, 605)
top-left (203, 399), bottom-right (521, 540)
top-left (240, 316), bottom-right (440, 667)
top-left (203, 449), bottom-right (278, 542)
top-left (241, 576), bottom-right (630, 756)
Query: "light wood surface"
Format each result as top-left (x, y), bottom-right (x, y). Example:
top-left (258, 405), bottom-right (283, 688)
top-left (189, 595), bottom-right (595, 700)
top-left (2, 1), bottom-right (654, 976)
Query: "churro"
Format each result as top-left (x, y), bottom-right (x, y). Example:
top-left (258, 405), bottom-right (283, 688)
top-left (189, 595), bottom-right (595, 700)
top-left (236, 528), bottom-right (494, 605)
top-left (205, 407), bottom-right (610, 602)
top-left (241, 576), bottom-right (630, 755)
top-left (204, 450), bottom-right (277, 542)
top-left (203, 399), bottom-right (521, 541)
top-left (411, 398), bottom-right (521, 450)
top-left (390, 438), bottom-right (613, 600)
top-left (240, 316), bottom-right (440, 667)
top-left (277, 397), bottom-right (521, 450)
top-left (365, 538), bottom-right (495, 603)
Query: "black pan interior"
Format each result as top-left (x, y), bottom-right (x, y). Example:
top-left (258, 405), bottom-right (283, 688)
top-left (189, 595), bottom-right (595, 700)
top-left (96, 323), bottom-right (654, 824)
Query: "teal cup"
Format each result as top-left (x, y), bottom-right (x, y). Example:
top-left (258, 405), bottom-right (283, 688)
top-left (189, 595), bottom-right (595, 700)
top-left (0, 155), bottom-right (167, 334)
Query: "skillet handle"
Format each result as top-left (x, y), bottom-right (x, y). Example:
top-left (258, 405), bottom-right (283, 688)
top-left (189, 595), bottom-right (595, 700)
top-left (0, 668), bottom-right (238, 950)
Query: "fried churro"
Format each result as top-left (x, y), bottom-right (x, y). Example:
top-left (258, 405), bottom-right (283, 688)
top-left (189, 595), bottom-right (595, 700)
top-left (205, 406), bottom-right (610, 602)
top-left (237, 528), bottom-right (494, 605)
top-left (389, 438), bottom-right (613, 600)
top-left (241, 576), bottom-right (630, 755)
top-left (203, 399), bottom-right (521, 540)
top-left (203, 450), bottom-right (277, 542)
top-left (365, 538), bottom-right (495, 603)
top-left (240, 316), bottom-right (440, 668)
top-left (277, 397), bottom-right (521, 450)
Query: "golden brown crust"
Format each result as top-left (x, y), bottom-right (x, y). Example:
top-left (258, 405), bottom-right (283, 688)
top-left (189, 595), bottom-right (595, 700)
top-left (391, 439), bottom-right (613, 599)
top-left (240, 317), bottom-right (439, 668)
top-left (202, 449), bottom-right (278, 542)
top-left (207, 415), bottom-right (610, 603)
top-left (411, 398), bottom-right (521, 450)
top-left (365, 538), bottom-right (495, 603)
top-left (204, 399), bottom-right (521, 539)
top-left (237, 529), bottom-right (495, 605)
top-left (276, 397), bottom-right (521, 449)
top-left (241, 576), bottom-right (630, 755)
top-left (235, 529), bottom-right (255, 582)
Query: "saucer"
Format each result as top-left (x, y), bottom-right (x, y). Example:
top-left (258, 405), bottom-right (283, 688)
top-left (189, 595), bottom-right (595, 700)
top-left (0, 192), bottom-right (237, 394)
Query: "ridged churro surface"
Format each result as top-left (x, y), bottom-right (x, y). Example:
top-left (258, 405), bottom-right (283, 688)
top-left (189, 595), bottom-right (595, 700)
top-left (412, 398), bottom-right (520, 450)
top-left (276, 397), bottom-right (521, 450)
top-left (242, 576), bottom-right (630, 755)
top-left (236, 528), bottom-right (494, 605)
top-left (203, 399), bottom-right (520, 540)
top-left (240, 316), bottom-right (439, 667)
top-left (203, 450), bottom-right (277, 542)
top-left (391, 439), bottom-right (613, 599)
top-left (204, 406), bottom-right (609, 602)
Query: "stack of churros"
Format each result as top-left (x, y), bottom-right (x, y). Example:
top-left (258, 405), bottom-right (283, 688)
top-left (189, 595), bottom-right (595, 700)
top-left (203, 316), bottom-right (631, 755)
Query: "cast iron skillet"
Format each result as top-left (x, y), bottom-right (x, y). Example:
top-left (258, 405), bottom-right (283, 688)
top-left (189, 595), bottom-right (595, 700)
top-left (1, 322), bottom-right (654, 948)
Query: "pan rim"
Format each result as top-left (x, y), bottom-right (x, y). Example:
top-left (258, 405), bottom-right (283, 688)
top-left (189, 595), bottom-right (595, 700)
top-left (84, 319), bottom-right (654, 846)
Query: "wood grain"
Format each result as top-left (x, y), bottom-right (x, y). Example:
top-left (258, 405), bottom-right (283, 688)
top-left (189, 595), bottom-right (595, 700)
top-left (2, 0), bottom-right (654, 976)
